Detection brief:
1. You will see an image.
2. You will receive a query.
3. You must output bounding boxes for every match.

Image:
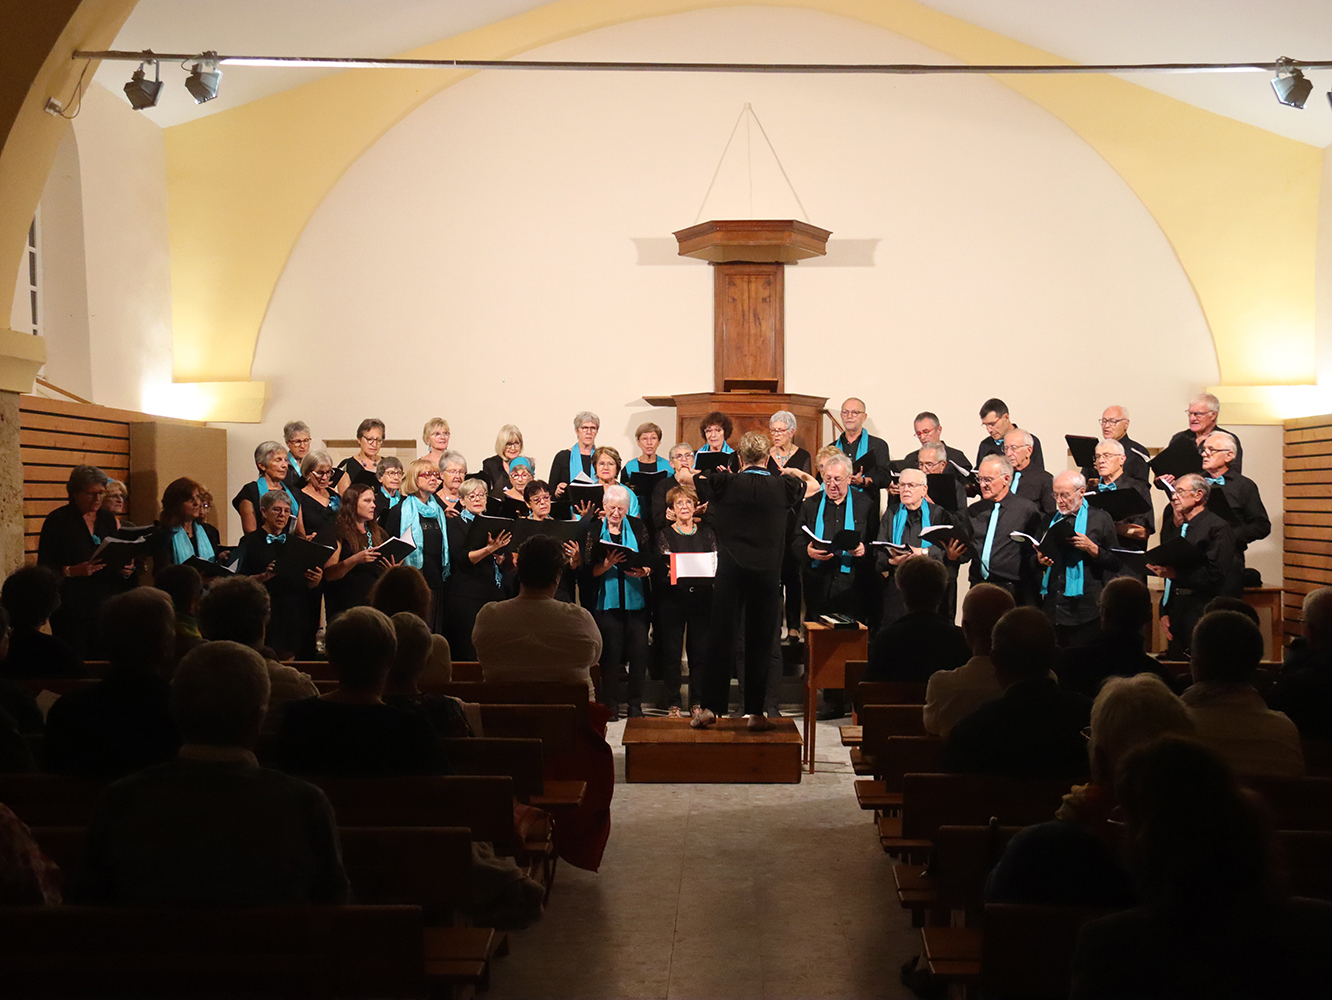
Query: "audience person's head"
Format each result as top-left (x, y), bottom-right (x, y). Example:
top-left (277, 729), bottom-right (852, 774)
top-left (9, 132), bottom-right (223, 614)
top-left (325, 607), bottom-right (397, 695)
top-left (1203, 595), bottom-right (1261, 629)
top-left (367, 565), bottom-right (432, 620)
top-left (100, 588), bottom-right (176, 675)
top-left (154, 564), bottom-right (203, 620)
top-left (171, 642), bottom-right (272, 749)
top-left (1098, 577), bottom-right (1152, 635)
top-left (1088, 674), bottom-right (1195, 787)
top-left (1302, 587), bottom-right (1332, 653)
top-left (1190, 610), bottom-right (1264, 686)
top-left (960, 583), bottom-right (1015, 655)
top-left (198, 576), bottom-right (271, 650)
top-left (516, 535), bottom-right (565, 595)
top-left (991, 607), bottom-right (1058, 688)
top-left (0, 565), bottom-right (62, 630)
top-left (895, 556), bottom-right (948, 614)
top-left (1116, 736), bottom-right (1274, 910)
top-left (387, 612), bottom-right (433, 690)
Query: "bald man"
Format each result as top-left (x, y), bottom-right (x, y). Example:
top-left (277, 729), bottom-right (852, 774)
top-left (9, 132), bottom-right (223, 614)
top-left (950, 455), bottom-right (1043, 602)
top-left (1032, 471), bottom-right (1120, 647)
top-left (1087, 405), bottom-right (1150, 483)
top-left (833, 397), bottom-right (893, 525)
top-left (876, 468), bottom-right (958, 628)
top-left (1091, 439), bottom-right (1154, 582)
top-left (1003, 429), bottom-right (1056, 516)
top-left (1201, 431), bottom-right (1269, 584)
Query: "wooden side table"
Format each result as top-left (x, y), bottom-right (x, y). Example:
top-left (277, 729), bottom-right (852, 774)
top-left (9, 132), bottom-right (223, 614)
top-left (1242, 586), bottom-right (1284, 661)
top-left (803, 621), bottom-right (869, 772)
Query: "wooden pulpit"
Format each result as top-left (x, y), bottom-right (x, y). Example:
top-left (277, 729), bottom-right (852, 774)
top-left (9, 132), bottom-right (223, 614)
top-left (645, 220), bottom-right (833, 453)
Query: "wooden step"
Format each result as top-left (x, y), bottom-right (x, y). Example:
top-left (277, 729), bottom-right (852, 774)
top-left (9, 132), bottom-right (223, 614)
top-left (840, 725), bottom-right (863, 746)
top-left (622, 718), bottom-right (803, 783)
top-left (854, 779), bottom-right (902, 812)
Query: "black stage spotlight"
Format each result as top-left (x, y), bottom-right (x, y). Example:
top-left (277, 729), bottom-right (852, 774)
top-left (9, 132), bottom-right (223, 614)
top-left (123, 58), bottom-right (162, 111)
top-left (185, 52), bottom-right (222, 104)
top-left (1272, 58), bottom-right (1312, 108)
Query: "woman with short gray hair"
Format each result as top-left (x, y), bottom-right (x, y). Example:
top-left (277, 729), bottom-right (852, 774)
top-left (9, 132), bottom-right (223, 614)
top-left (231, 440), bottom-right (304, 537)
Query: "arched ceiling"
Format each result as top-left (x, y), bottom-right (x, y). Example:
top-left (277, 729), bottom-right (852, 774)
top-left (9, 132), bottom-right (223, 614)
top-left (97, 0), bottom-right (1332, 146)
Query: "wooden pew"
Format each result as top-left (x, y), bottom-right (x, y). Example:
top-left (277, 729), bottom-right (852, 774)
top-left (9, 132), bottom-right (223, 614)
top-left (478, 704), bottom-right (579, 755)
top-left (0, 904), bottom-right (428, 998)
top-left (1246, 775), bottom-right (1332, 830)
top-left (849, 703), bottom-right (927, 775)
top-left (289, 661), bottom-right (483, 682)
top-left (852, 735), bottom-right (945, 814)
top-left (980, 903), bottom-right (1114, 1000)
top-left (306, 775), bottom-right (516, 847)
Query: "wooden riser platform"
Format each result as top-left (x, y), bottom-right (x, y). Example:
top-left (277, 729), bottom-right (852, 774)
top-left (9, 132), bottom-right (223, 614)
top-left (622, 718), bottom-right (803, 783)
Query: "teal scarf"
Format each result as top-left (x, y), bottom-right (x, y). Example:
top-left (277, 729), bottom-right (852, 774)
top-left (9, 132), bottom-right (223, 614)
top-left (380, 486), bottom-right (401, 509)
top-left (568, 445), bottom-right (595, 483)
top-left (696, 442), bottom-right (734, 457)
top-left (598, 518), bottom-right (644, 611)
top-left (171, 523), bottom-right (213, 565)
top-left (624, 457), bottom-right (662, 475)
top-left (1163, 520), bottom-right (1188, 605)
top-left (891, 502), bottom-right (931, 550)
top-left (838, 431), bottom-right (868, 461)
top-left (1041, 501), bottom-right (1089, 598)
top-left (815, 492), bottom-right (856, 575)
top-left (399, 494), bottom-right (449, 584)
top-left (256, 476), bottom-right (299, 525)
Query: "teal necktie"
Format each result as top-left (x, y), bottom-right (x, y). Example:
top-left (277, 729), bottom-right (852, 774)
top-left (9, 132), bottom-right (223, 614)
top-left (1163, 520), bottom-right (1189, 604)
top-left (1011, 470), bottom-right (1022, 493)
top-left (980, 502), bottom-right (1002, 579)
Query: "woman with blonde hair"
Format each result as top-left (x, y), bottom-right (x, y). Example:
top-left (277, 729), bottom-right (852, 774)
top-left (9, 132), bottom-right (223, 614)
top-left (480, 424), bottom-right (525, 491)
top-left (421, 417), bottom-right (451, 466)
top-left (381, 458), bottom-right (450, 635)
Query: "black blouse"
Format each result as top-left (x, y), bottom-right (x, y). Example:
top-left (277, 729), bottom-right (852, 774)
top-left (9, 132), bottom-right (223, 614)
top-left (299, 490), bottom-right (339, 544)
top-left (231, 480), bottom-right (298, 535)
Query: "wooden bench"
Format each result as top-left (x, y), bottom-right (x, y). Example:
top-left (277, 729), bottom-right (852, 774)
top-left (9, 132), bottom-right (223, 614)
top-left (980, 903), bottom-right (1114, 999)
top-left (30, 824), bottom-right (503, 993)
top-left (0, 904), bottom-right (428, 998)
top-left (852, 735), bottom-right (946, 815)
top-left (289, 661), bottom-right (483, 682)
top-left (849, 703), bottom-right (928, 775)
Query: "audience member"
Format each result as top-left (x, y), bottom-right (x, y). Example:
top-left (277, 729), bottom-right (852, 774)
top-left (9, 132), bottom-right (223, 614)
top-left (944, 607), bottom-right (1093, 778)
top-left (275, 607), bottom-right (448, 776)
top-left (0, 607), bottom-right (43, 737)
top-left (0, 803), bottom-right (60, 904)
top-left (923, 583), bottom-right (1015, 736)
top-left (988, 674), bottom-right (1194, 906)
top-left (865, 556), bottom-right (970, 683)
top-left (153, 563), bottom-right (207, 667)
top-left (0, 565), bottom-right (83, 680)
top-left (70, 641), bottom-right (349, 905)
top-left (1058, 577), bottom-right (1175, 697)
top-left (368, 565), bottom-right (451, 682)
top-left (43, 589), bottom-right (180, 780)
top-left (1071, 737), bottom-right (1332, 999)
top-left (1270, 587), bottom-right (1332, 740)
top-left (473, 535), bottom-right (602, 698)
top-left (1203, 594), bottom-right (1262, 628)
top-left (1181, 611), bottom-right (1303, 777)
top-left (198, 577), bottom-right (318, 734)
top-left (383, 612), bottom-right (470, 737)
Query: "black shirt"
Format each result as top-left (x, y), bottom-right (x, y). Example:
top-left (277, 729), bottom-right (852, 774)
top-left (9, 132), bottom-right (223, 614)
top-left (865, 610), bottom-right (970, 683)
top-left (978, 428), bottom-right (1044, 471)
top-left (963, 492), bottom-right (1043, 586)
top-left (0, 628), bottom-right (85, 681)
top-left (944, 677), bottom-right (1091, 779)
top-left (696, 468), bottom-right (806, 574)
top-left (1158, 508), bottom-right (1239, 608)
top-left (1166, 425), bottom-right (1244, 476)
top-left (275, 697), bottom-right (449, 776)
top-left (1011, 466), bottom-right (1056, 516)
top-left (43, 665), bottom-right (179, 780)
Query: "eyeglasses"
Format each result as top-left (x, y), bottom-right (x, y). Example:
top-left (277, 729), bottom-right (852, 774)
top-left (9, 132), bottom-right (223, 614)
top-left (288, 436), bottom-right (312, 447)
top-left (1098, 418), bottom-right (1126, 426)
top-left (840, 408), bottom-right (864, 417)
top-left (981, 418), bottom-right (1004, 430)
top-left (900, 481), bottom-right (927, 490)
top-left (418, 471), bottom-right (442, 481)
top-left (1201, 447), bottom-right (1233, 456)
top-left (1053, 491), bottom-right (1083, 501)
top-left (361, 436), bottom-right (384, 444)
top-left (977, 475), bottom-right (1005, 485)
top-left (1186, 410), bottom-right (1213, 418)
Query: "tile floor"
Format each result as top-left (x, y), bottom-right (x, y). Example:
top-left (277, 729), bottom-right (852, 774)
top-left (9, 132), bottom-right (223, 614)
top-left (488, 716), bottom-right (919, 1000)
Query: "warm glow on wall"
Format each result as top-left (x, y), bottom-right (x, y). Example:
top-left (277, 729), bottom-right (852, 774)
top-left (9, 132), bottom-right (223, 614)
top-left (141, 379), bottom-right (267, 423)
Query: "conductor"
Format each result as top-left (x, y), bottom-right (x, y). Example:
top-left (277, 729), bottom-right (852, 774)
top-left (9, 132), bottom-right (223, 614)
top-left (683, 431), bottom-right (818, 731)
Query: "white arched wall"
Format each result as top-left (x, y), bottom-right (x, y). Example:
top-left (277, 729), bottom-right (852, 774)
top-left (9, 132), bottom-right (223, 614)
top-left (229, 6), bottom-right (1277, 580)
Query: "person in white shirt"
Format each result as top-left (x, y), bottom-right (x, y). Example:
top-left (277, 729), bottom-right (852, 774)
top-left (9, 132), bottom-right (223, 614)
top-left (923, 583), bottom-right (1016, 737)
top-left (472, 534), bottom-right (602, 698)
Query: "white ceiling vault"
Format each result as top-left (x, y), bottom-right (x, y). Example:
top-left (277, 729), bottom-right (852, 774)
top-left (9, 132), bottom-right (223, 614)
top-left (94, 0), bottom-right (1332, 146)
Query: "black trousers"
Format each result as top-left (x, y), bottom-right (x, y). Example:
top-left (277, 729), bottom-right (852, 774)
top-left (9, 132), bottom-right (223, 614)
top-left (595, 607), bottom-right (650, 709)
top-left (705, 562), bottom-right (782, 716)
top-left (443, 594), bottom-right (487, 660)
top-left (658, 583), bottom-right (712, 708)
top-left (1163, 593), bottom-right (1207, 660)
top-left (781, 551), bottom-right (803, 632)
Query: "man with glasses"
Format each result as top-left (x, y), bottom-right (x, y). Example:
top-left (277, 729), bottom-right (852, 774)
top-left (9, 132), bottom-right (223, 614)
top-left (833, 397), bottom-right (892, 525)
top-left (1032, 471), bottom-right (1119, 647)
top-left (877, 468), bottom-right (961, 627)
top-left (1201, 431), bottom-right (1269, 585)
top-left (917, 442), bottom-right (967, 514)
top-left (1148, 473), bottom-right (1238, 659)
top-left (1086, 405), bottom-right (1149, 482)
top-left (795, 453), bottom-right (873, 718)
top-left (953, 455), bottom-right (1042, 602)
top-left (1091, 440), bottom-right (1154, 582)
top-left (899, 411), bottom-right (971, 473)
top-left (977, 397), bottom-right (1044, 472)
top-left (1166, 392), bottom-right (1244, 475)
top-left (1003, 429), bottom-right (1056, 516)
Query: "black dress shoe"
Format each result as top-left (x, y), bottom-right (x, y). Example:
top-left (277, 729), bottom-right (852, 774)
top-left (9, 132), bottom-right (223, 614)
top-left (816, 704), bottom-right (847, 721)
top-left (627, 703), bottom-right (644, 718)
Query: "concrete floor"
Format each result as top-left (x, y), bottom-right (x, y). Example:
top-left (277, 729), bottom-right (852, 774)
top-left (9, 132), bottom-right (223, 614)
top-left (487, 716), bottom-right (919, 1000)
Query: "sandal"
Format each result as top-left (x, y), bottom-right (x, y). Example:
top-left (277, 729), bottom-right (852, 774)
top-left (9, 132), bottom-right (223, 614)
top-left (690, 707), bottom-right (717, 729)
top-left (667, 706), bottom-right (684, 719)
